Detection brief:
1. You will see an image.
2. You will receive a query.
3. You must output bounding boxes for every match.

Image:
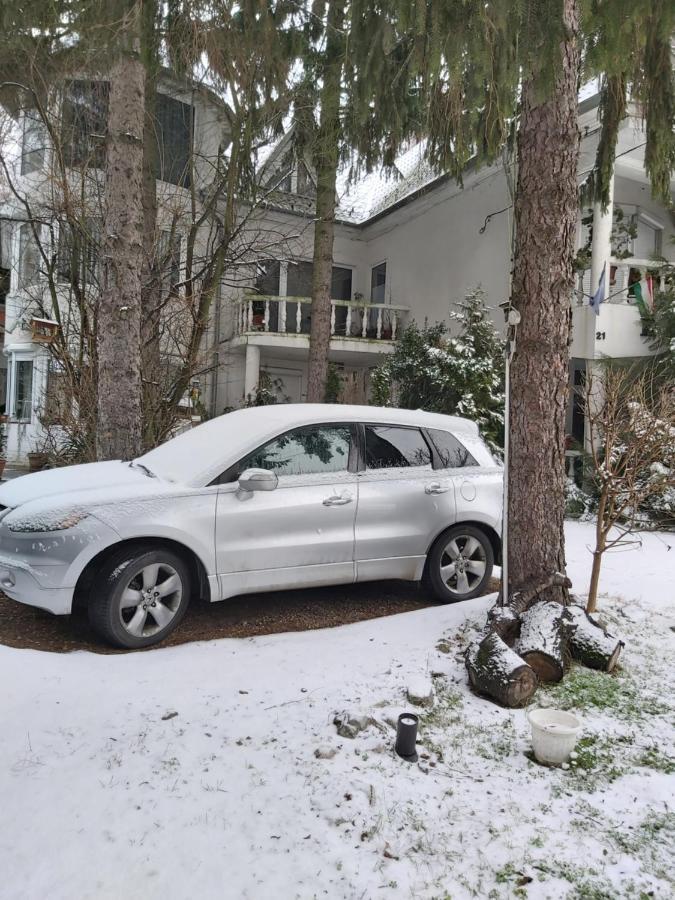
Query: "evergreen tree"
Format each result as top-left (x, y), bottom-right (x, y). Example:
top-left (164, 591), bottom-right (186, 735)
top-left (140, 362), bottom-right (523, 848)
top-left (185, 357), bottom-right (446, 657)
top-left (372, 289), bottom-right (505, 450)
top-left (294, 1), bottom-right (420, 401)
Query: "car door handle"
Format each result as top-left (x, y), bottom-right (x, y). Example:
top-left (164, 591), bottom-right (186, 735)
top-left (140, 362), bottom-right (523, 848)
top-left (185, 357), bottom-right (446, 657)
top-left (323, 493), bottom-right (352, 506)
top-left (425, 482), bottom-right (450, 494)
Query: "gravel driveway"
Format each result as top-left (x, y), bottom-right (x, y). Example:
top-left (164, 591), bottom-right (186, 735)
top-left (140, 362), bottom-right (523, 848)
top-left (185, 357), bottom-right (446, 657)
top-left (0, 578), bottom-right (500, 654)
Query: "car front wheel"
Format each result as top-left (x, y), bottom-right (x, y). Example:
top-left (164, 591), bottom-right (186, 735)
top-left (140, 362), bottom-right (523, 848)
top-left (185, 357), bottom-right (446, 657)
top-left (88, 547), bottom-right (191, 649)
top-left (424, 525), bottom-right (494, 603)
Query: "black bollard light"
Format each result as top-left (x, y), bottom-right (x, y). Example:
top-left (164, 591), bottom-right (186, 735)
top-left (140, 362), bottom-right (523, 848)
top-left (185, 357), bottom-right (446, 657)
top-left (395, 712), bottom-right (419, 762)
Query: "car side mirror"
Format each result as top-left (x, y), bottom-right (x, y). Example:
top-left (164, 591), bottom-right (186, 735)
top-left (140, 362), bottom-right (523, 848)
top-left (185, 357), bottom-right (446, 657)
top-left (238, 468), bottom-right (278, 492)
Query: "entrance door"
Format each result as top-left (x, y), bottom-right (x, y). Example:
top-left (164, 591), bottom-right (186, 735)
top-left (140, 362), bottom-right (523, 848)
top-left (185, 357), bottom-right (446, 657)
top-left (215, 423), bottom-right (358, 598)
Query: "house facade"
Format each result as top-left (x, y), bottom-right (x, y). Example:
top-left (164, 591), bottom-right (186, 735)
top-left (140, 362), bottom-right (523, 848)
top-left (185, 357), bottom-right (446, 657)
top-left (1, 84), bottom-right (672, 466)
top-left (0, 72), bottom-right (228, 464)
top-left (212, 94), bottom-right (674, 458)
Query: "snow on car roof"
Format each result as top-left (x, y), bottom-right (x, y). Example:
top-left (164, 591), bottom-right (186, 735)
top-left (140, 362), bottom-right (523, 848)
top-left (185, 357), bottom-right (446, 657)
top-left (139, 404), bottom-right (478, 487)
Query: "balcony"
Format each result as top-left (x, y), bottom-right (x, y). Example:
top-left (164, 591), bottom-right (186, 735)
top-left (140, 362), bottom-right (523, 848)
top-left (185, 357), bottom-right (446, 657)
top-left (235, 294), bottom-right (410, 345)
top-left (573, 257), bottom-right (669, 359)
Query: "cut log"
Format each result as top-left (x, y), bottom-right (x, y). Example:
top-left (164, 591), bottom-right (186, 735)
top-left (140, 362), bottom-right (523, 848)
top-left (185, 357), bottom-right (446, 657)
top-left (466, 632), bottom-right (538, 708)
top-left (486, 606), bottom-right (520, 645)
top-left (567, 605), bottom-right (624, 672)
top-left (517, 601), bottom-right (575, 683)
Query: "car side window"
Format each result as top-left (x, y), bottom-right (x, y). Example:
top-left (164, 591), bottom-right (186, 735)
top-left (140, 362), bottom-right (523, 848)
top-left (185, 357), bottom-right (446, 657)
top-left (365, 425), bottom-right (432, 470)
top-left (428, 429), bottom-right (477, 468)
top-left (238, 424), bottom-right (353, 478)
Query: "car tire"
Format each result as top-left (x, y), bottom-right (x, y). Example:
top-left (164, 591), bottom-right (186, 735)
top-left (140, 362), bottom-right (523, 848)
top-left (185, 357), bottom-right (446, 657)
top-left (88, 546), bottom-right (191, 649)
top-left (423, 524), bottom-right (494, 603)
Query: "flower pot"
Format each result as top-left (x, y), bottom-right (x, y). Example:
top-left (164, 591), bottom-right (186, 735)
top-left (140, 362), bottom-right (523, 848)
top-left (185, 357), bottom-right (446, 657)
top-left (528, 708), bottom-right (582, 766)
top-left (27, 452), bottom-right (48, 473)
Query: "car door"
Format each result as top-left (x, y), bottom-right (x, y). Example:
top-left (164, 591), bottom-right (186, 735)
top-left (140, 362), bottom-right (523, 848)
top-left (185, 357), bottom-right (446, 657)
top-left (215, 423), bottom-right (358, 598)
top-left (354, 423), bottom-right (456, 582)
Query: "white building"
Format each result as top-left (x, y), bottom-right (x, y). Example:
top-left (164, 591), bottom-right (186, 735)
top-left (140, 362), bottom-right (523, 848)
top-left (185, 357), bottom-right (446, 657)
top-left (0, 72), bottom-right (228, 464)
top-left (213, 93), bottom-right (674, 452)
top-left (1, 85), bottom-right (672, 466)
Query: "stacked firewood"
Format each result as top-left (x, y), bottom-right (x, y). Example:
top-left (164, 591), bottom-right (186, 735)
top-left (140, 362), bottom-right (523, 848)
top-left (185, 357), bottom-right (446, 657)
top-left (465, 574), bottom-right (624, 708)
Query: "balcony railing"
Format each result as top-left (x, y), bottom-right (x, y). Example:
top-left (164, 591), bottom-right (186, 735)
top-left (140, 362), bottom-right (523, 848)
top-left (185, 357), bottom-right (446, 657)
top-left (236, 294), bottom-right (410, 342)
top-left (577, 257), bottom-right (669, 306)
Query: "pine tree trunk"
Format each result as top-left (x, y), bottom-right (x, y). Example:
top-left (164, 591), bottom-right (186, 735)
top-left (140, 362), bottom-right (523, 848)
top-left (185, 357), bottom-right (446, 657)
top-left (140, 4), bottom-right (160, 450)
top-left (97, 41), bottom-right (145, 460)
top-left (507, 0), bottom-right (581, 601)
top-left (306, 1), bottom-right (344, 403)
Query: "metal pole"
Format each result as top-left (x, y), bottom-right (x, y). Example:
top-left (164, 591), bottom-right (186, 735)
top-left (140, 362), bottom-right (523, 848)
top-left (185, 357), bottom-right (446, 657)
top-left (501, 310), bottom-right (520, 607)
top-left (501, 343), bottom-right (510, 607)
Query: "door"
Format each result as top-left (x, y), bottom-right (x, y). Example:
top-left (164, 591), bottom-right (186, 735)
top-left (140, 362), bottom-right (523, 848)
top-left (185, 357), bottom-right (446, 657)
top-left (215, 423), bottom-right (358, 598)
top-left (355, 424), bottom-right (456, 582)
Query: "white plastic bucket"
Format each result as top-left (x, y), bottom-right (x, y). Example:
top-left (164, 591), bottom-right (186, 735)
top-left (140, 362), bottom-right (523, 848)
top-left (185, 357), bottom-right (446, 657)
top-left (528, 709), bottom-right (582, 766)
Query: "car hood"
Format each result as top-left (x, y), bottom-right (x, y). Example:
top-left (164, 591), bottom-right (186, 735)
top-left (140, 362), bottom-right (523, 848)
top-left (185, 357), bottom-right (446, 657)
top-left (0, 460), bottom-right (174, 510)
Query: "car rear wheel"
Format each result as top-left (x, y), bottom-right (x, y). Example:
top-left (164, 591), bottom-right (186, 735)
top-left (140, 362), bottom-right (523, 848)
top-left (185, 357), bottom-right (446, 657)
top-left (423, 525), bottom-right (494, 603)
top-left (88, 547), bottom-right (191, 649)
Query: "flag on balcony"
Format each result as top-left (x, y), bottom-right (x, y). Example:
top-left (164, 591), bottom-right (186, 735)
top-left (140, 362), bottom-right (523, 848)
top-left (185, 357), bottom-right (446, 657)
top-left (589, 266), bottom-right (605, 316)
top-left (632, 274), bottom-right (654, 315)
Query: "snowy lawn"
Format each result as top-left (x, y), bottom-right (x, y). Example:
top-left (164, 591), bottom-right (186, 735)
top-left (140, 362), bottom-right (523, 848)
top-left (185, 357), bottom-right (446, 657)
top-left (1, 521), bottom-right (674, 900)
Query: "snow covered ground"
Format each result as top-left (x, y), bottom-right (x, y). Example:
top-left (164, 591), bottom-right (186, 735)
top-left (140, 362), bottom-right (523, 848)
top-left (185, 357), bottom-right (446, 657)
top-left (1, 522), bottom-right (674, 900)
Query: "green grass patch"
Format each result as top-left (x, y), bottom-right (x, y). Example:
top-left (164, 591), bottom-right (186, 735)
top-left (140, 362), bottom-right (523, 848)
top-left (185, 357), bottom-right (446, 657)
top-left (540, 666), bottom-right (669, 721)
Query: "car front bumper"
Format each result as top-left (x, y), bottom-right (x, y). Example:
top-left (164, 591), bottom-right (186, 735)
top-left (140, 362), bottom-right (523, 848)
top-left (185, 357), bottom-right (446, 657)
top-left (0, 553), bottom-right (74, 614)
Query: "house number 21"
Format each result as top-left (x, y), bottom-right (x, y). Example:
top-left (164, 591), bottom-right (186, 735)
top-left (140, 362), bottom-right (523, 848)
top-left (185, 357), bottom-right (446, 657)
top-left (595, 331), bottom-right (606, 340)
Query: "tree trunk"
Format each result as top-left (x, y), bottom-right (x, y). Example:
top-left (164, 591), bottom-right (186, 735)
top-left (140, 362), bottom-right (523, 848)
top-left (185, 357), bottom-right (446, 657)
top-left (306, 1), bottom-right (344, 403)
top-left (466, 631), bottom-right (538, 708)
top-left (586, 490), bottom-right (607, 613)
top-left (140, 0), bottom-right (161, 451)
top-left (507, 0), bottom-right (581, 602)
top-left (97, 36), bottom-right (145, 460)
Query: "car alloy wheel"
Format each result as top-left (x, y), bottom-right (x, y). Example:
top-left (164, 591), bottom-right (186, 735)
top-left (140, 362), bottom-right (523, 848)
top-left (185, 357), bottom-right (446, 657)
top-left (439, 533), bottom-right (488, 596)
top-left (118, 562), bottom-right (184, 639)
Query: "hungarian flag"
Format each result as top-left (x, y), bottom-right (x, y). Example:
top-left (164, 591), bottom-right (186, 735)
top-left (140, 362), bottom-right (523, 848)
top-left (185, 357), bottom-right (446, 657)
top-left (631, 273), bottom-right (654, 317)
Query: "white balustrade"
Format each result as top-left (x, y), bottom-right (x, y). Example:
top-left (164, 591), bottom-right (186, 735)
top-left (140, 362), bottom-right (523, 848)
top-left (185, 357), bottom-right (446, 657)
top-left (237, 294), bottom-right (409, 343)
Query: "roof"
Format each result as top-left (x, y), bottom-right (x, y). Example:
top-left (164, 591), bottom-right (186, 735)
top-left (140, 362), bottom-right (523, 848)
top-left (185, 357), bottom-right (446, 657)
top-left (139, 404), bottom-right (481, 486)
top-left (261, 84), bottom-right (604, 227)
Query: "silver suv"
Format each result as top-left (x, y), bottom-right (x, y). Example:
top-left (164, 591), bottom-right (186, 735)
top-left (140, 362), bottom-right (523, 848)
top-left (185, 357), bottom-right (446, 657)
top-left (0, 405), bottom-right (502, 648)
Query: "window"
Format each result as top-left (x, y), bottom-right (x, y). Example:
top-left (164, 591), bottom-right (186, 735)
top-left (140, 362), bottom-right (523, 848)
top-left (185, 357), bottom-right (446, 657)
top-left (62, 80), bottom-right (109, 168)
top-left (254, 260), bottom-right (281, 296)
top-left (370, 262), bottom-right (386, 302)
top-left (154, 93), bottom-right (193, 187)
top-left (331, 266), bottom-right (352, 301)
top-left (0, 220), bottom-right (11, 305)
top-left (428, 429), bottom-right (477, 468)
top-left (21, 109), bottom-right (48, 175)
top-left (287, 260), bottom-right (313, 298)
top-left (18, 224), bottom-right (40, 288)
top-left (13, 359), bottom-right (33, 421)
top-left (365, 425), bottom-right (432, 470)
top-left (240, 424), bottom-right (353, 478)
top-left (57, 221), bottom-right (100, 286)
top-left (158, 229), bottom-right (182, 297)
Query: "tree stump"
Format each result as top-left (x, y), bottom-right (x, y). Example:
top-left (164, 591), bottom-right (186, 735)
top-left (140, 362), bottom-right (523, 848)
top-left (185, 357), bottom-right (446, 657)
top-left (567, 605), bottom-right (624, 672)
top-left (517, 601), bottom-right (574, 683)
top-left (466, 632), bottom-right (538, 708)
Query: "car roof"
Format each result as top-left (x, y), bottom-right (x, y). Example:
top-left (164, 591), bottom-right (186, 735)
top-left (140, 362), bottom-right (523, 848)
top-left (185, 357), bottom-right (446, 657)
top-left (139, 404), bottom-right (480, 486)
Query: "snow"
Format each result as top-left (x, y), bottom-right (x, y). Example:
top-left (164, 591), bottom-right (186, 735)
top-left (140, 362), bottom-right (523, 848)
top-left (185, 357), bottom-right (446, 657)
top-left (0, 521), bottom-right (674, 899)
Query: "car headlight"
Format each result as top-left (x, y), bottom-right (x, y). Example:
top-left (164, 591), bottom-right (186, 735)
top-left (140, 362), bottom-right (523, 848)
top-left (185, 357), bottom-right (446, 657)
top-left (6, 509), bottom-right (89, 533)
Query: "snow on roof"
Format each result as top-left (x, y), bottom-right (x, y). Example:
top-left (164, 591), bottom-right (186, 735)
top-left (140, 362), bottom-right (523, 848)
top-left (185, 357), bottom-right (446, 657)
top-left (139, 403), bottom-right (480, 487)
top-left (336, 140), bottom-right (442, 224)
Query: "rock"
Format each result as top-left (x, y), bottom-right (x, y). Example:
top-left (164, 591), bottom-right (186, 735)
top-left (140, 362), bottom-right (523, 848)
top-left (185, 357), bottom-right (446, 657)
top-left (406, 677), bottom-right (434, 707)
top-left (314, 746), bottom-right (337, 760)
top-left (333, 711), bottom-right (373, 739)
